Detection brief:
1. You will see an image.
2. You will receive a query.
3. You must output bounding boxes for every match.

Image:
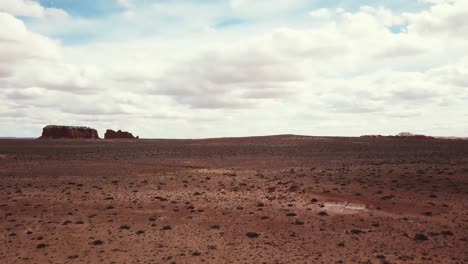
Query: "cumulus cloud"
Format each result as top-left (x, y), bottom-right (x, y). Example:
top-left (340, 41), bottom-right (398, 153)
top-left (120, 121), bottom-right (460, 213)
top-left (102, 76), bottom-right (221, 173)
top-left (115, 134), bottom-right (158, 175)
top-left (0, 12), bottom-right (61, 63)
top-left (0, 0), bottom-right (467, 137)
top-left (0, 0), bottom-right (68, 18)
top-left (150, 36), bottom-right (307, 108)
top-left (0, 0), bottom-right (44, 17)
top-left (405, 0), bottom-right (468, 36)
top-left (0, 11), bottom-right (62, 94)
top-left (428, 57), bottom-right (468, 87)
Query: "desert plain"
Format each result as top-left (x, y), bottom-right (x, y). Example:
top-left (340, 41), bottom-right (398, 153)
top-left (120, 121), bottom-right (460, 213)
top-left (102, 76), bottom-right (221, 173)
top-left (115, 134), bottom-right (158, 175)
top-left (0, 135), bottom-right (467, 263)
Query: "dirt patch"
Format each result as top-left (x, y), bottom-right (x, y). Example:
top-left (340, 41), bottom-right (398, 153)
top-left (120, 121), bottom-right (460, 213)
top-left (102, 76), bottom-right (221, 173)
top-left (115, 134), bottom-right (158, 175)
top-left (0, 137), bottom-right (466, 263)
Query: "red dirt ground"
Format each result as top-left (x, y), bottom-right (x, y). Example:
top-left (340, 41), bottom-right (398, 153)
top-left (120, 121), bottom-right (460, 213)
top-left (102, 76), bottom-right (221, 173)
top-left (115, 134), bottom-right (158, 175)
top-left (0, 135), bottom-right (467, 263)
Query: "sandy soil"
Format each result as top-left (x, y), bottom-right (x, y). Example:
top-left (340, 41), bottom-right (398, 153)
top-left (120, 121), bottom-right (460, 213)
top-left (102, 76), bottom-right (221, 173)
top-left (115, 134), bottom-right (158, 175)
top-left (0, 136), bottom-right (467, 263)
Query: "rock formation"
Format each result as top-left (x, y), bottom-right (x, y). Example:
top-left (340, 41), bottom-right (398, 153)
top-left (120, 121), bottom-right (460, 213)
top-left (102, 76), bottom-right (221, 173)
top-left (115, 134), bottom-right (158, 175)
top-left (104, 129), bottom-right (136, 139)
top-left (40, 125), bottom-right (99, 139)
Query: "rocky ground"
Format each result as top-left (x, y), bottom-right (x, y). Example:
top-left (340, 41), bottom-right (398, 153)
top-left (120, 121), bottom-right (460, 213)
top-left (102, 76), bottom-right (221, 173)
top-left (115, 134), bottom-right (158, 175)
top-left (0, 135), bottom-right (467, 264)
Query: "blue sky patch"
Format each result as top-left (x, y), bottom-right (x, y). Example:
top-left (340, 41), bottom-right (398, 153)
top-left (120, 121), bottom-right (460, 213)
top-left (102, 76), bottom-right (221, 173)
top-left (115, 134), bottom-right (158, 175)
top-left (214, 18), bottom-right (245, 29)
top-left (38, 0), bottom-right (123, 17)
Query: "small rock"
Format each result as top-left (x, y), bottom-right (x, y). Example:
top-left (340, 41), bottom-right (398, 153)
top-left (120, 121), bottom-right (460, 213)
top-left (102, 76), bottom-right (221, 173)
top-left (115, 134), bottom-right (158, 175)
top-left (246, 232), bottom-right (260, 238)
top-left (414, 234), bottom-right (428, 241)
top-left (92, 240), bottom-right (104, 246)
top-left (318, 211), bottom-right (328, 216)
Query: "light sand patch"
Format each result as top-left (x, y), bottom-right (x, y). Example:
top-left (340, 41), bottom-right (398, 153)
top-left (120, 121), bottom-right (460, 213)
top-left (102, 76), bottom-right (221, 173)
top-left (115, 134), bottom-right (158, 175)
top-left (323, 201), bottom-right (367, 214)
top-left (190, 168), bottom-right (233, 174)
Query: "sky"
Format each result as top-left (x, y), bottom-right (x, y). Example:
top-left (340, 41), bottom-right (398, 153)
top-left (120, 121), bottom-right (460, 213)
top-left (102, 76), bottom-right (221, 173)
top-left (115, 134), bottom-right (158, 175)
top-left (0, 0), bottom-right (467, 138)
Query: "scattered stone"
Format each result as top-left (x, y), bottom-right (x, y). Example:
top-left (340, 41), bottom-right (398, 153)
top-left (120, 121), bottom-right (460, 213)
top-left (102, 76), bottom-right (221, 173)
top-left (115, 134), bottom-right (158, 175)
top-left (381, 195), bottom-right (395, 200)
top-left (36, 243), bottom-right (48, 249)
top-left (441, 231), bottom-right (453, 236)
top-left (246, 232), bottom-right (260, 238)
top-left (293, 220), bottom-right (304, 225)
top-left (318, 211), bottom-right (328, 216)
top-left (414, 234), bottom-right (429, 241)
top-left (351, 229), bottom-right (364, 235)
top-left (92, 240), bottom-right (104, 246)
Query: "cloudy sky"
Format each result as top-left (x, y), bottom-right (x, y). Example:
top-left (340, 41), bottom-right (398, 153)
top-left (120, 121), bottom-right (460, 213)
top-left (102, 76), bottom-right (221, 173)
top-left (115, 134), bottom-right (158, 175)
top-left (0, 0), bottom-right (467, 138)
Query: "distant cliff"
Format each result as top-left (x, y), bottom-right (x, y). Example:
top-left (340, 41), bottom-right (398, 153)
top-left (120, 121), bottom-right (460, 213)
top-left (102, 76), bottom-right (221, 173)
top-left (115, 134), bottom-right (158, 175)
top-left (104, 129), bottom-right (136, 139)
top-left (39, 125), bottom-right (99, 139)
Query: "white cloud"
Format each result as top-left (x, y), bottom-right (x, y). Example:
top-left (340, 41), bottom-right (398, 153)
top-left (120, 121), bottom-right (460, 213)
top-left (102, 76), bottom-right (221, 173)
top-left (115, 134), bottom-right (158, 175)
top-left (309, 8), bottom-right (332, 19)
top-left (0, 0), bottom-right (68, 18)
top-left (0, 0), bottom-right (44, 17)
top-left (117, 0), bottom-right (134, 9)
top-left (405, 0), bottom-right (468, 37)
top-left (0, 0), bottom-right (467, 137)
top-left (230, 0), bottom-right (309, 18)
top-left (0, 12), bottom-right (61, 71)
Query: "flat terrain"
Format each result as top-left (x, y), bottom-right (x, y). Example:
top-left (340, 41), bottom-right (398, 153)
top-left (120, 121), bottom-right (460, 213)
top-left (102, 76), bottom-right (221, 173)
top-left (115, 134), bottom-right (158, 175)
top-left (0, 136), bottom-right (467, 264)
